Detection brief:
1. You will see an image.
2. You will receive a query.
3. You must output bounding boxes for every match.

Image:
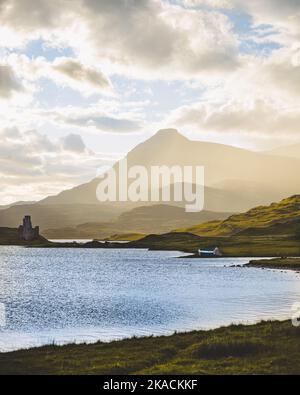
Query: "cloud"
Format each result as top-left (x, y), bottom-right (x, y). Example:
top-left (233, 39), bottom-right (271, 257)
top-left (57, 113), bottom-right (141, 134)
top-left (168, 98), bottom-right (300, 136)
top-left (164, 39), bottom-right (300, 139)
top-left (80, 0), bottom-right (239, 78)
top-left (0, 0), bottom-right (74, 47)
top-left (0, 0), bottom-right (240, 79)
top-left (64, 115), bottom-right (142, 134)
top-left (5, 54), bottom-right (112, 96)
top-left (51, 58), bottom-right (112, 95)
top-left (0, 126), bottom-right (118, 203)
top-left (0, 0), bottom-right (65, 30)
top-left (41, 104), bottom-right (144, 134)
top-left (230, 0), bottom-right (300, 44)
top-left (0, 64), bottom-right (23, 98)
top-left (183, 0), bottom-right (232, 8)
top-left (261, 47), bottom-right (300, 99)
top-left (61, 133), bottom-right (86, 153)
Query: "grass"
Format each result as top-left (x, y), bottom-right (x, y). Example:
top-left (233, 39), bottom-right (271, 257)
top-left (128, 232), bottom-right (300, 257)
top-left (1, 320), bottom-right (300, 375)
top-left (246, 258), bottom-right (300, 271)
top-left (177, 195), bottom-right (300, 237)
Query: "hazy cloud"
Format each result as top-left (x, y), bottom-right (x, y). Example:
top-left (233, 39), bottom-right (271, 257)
top-left (52, 112), bottom-right (142, 134)
top-left (230, 0), bottom-right (300, 43)
top-left (0, 126), bottom-right (117, 203)
top-left (184, 0), bottom-right (232, 8)
top-left (1, 0), bottom-right (300, 203)
top-left (52, 58), bottom-right (112, 94)
top-left (0, 0), bottom-right (240, 79)
top-left (5, 54), bottom-right (112, 96)
top-left (169, 99), bottom-right (300, 136)
top-left (61, 133), bottom-right (87, 153)
top-left (0, 64), bottom-right (23, 98)
top-left (80, 0), bottom-right (239, 78)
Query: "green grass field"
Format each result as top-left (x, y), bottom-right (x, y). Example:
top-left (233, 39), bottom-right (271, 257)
top-left (1, 320), bottom-right (300, 375)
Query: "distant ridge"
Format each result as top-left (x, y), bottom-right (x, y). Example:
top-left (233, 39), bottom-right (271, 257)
top-left (43, 204), bottom-right (232, 239)
top-left (0, 201), bottom-right (36, 210)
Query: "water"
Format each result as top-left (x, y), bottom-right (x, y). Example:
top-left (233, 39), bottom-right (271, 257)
top-left (0, 246), bottom-right (300, 352)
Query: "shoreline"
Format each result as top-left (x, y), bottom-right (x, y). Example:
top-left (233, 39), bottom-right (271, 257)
top-left (2, 229), bottom-right (300, 259)
top-left (3, 240), bottom-right (300, 260)
top-left (244, 258), bottom-right (300, 272)
top-left (1, 319), bottom-right (299, 374)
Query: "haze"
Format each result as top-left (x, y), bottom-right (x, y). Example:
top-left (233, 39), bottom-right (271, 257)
top-left (1, 0), bottom-right (300, 204)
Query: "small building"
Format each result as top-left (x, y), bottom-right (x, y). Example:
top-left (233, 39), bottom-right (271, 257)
top-left (18, 216), bottom-right (39, 242)
top-left (198, 247), bottom-right (222, 258)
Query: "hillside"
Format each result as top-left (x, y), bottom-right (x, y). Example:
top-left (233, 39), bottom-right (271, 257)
top-left (177, 195), bottom-right (300, 237)
top-left (264, 143), bottom-right (300, 159)
top-left (0, 204), bottom-right (122, 231)
top-left (43, 204), bottom-right (232, 239)
top-left (0, 201), bottom-right (36, 210)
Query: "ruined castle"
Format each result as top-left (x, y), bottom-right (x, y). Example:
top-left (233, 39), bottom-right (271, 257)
top-left (18, 216), bottom-right (39, 241)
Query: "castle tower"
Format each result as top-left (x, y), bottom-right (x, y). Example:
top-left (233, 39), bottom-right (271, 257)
top-left (18, 216), bottom-right (39, 241)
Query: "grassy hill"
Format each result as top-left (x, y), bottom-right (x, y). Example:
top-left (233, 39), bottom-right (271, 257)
top-left (1, 320), bottom-right (300, 374)
top-left (119, 195), bottom-right (300, 256)
top-left (177, 195), bottom-right (300, 237)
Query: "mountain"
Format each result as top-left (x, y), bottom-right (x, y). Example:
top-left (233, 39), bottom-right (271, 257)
top-left (177, 195), bottom-right (300, 237)
top-left (43, 204), bottom-right (232, 239)
top-left (0, 201), bottom-right (36, 210)
top-left (115, 204), bottom-right (233, 233)
top-left (0, 204), bottom-right (122, 230)
top-left (1, 128), bottom-right (300, 229)
top-left (264, 143), bottom-right (300, 159)
top-left (39, 128), bottom-right (300, 207)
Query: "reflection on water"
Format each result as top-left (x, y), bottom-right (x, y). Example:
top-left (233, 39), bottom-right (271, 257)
top-left (0, 247), bottom-right (300, 352)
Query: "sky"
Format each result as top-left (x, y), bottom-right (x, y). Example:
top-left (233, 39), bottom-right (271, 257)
top-left (1, 0), bottom-right (300, 204)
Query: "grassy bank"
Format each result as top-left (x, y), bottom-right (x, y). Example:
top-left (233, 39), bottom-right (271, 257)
top-left (246, 258), bottom-right (300, 271)
top-left (1, 320), bottom-right (300, 375)
top-left (128, 232), bottom-right (300, 257)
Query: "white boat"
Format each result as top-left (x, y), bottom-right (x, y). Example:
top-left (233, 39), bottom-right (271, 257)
top-left (198, 247), bottom-right (222, 257)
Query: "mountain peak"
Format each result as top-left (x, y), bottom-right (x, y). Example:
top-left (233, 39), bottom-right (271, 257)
top-left (155, 128), bottom-right (183, 138)
top-left (149, 128), bottom-right (189, 144)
